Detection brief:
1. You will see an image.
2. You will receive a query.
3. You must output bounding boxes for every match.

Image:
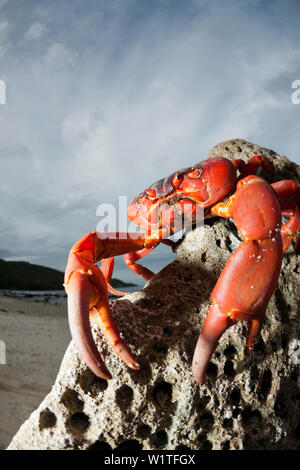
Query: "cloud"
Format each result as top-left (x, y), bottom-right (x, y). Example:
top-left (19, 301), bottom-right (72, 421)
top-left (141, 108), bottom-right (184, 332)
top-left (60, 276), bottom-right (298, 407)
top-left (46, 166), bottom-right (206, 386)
top-left (32, 4), bottom-right (50, 19)
top-left (44, 42), bottom-right (77, 69)
top-left (24, 22), bottom-right (48, 40)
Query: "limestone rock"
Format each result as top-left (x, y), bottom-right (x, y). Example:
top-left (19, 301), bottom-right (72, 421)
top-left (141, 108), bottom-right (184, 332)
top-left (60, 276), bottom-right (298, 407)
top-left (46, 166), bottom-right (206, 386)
top-left (8, 139), bottom-right (300, 450)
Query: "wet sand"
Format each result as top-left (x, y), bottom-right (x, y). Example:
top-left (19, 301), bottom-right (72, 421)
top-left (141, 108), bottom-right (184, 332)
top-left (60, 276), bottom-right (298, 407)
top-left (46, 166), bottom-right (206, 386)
top-left (0, 295), bottom-right (71, 449)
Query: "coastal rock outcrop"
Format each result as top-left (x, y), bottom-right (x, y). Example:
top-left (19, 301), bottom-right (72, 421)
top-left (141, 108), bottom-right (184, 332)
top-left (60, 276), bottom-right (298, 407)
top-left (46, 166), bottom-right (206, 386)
top-left (8, 139), bottom-right (300, 450)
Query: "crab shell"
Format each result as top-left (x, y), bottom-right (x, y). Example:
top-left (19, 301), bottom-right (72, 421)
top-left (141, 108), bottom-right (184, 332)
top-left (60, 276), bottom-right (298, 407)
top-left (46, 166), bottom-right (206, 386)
top-left (127, 157), bottom-right (237, 235)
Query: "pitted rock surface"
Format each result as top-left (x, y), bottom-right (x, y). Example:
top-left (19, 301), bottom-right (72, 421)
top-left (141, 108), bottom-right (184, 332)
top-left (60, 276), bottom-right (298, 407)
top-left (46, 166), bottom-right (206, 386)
top-left (8, 139), bottom-right (300, 450)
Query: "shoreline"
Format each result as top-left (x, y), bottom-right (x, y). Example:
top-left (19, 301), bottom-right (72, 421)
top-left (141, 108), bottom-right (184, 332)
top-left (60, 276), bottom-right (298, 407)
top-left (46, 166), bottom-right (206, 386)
top-left (0, 283), bottom-right (143, 309)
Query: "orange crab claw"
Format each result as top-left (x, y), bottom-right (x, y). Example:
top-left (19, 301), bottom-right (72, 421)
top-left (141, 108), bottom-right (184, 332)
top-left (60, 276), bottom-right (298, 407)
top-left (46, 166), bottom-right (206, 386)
top-left (65, 231), bottom-right (162, 379)
top-left (66, 261), bottom-right (140, 379)
top-left (192, 303), bottom-right (235, 384)
top-left (192, 176), bottom-right (284, 384)
top-left (67, 271), bottom-right (112, 379)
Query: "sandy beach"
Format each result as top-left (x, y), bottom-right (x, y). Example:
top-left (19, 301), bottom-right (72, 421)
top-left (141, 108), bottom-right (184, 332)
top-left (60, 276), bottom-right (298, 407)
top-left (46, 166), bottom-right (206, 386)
top-left (0, 294), bottom-right (71, 449)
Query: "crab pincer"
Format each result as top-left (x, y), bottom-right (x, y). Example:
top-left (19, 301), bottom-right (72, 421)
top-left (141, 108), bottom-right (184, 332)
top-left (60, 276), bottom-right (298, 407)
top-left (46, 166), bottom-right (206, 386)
top-left (64, 232), bottom-right (144, 379)
top-left (192, 176), bottom-right (283, 383)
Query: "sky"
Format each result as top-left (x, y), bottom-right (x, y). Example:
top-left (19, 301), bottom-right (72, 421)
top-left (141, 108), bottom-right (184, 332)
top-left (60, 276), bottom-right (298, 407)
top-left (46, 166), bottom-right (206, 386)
top-left (1, 0), bottom-right (300, 284)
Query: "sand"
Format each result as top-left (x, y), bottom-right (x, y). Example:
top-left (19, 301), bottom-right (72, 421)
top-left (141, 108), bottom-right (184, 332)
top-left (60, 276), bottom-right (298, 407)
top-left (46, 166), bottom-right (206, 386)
top-left (0, 294), bottom-right (71, 449)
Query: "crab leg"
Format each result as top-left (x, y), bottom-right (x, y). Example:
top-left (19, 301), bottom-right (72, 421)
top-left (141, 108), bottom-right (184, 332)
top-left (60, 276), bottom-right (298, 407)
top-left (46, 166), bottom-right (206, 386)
top-left (192, 176), bottom-right (283, 384)
top-left (191, 303), bottom-right (236, 382)
top-left (280, 206), bottom-right (300, 252)
top-left (233, 155), bottom-right (275, 179)
top-left (271, 180), bottom-right (300, 252)
top-left (99, 257), bottom-right (129, 297)
top-left (65, 231), bottom-right (152, 379)
top-left (233, 154), bottom-right (275, 179)
top-left (65, 229), bottom-right (169, 378)
top-left (124, 248), bottom-right (156, 280)
top-left (67, 270), bottom-right (112, 379)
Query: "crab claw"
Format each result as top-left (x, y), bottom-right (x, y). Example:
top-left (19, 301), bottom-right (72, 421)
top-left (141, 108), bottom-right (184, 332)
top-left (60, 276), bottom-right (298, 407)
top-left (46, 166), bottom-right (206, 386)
top-left (67, 271), bottom-right (112, 379)
top-left (192, 303), bottom-right (235, 384)
top-left (192, 304), bottom-right (265, 384)
top-left (65, 251), bottom-right (140, 380)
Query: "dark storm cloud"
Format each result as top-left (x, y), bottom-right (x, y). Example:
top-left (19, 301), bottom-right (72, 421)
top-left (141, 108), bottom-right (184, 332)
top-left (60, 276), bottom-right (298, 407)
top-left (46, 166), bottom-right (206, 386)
top-left (0, 0), bottom-right (300, 280)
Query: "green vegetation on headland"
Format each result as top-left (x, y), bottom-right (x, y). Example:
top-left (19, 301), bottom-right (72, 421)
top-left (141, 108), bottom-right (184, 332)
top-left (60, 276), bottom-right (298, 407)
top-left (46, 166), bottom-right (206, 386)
top-left (0, 259), bottom-right (136, 291)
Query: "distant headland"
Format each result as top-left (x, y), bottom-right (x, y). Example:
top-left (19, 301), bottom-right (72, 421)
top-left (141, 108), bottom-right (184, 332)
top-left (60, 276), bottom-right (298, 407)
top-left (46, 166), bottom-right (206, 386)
top-left (0, 258), bottom-right (136, 291)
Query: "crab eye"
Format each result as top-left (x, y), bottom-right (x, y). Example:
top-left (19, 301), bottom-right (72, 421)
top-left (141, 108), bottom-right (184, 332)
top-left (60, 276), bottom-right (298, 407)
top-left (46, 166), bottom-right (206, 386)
top-left (145, 188), bottom-right (156, 198)
top-left (171, 172), bottom-right (184, 188)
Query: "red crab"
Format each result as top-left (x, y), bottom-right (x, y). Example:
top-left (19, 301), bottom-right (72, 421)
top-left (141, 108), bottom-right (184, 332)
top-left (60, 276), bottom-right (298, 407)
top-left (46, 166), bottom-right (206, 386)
top-left (64, 155), bottom-right (300, 383)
